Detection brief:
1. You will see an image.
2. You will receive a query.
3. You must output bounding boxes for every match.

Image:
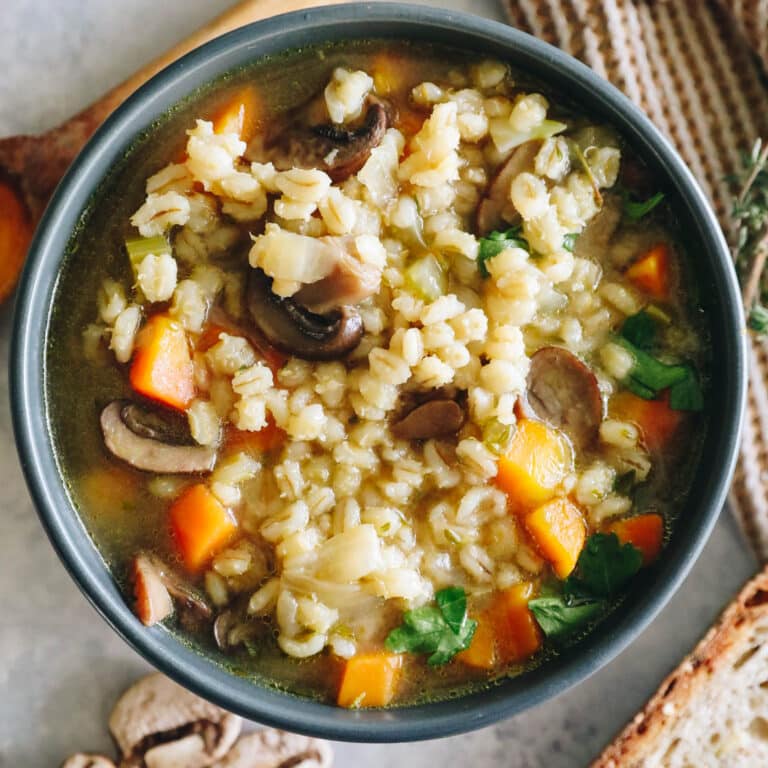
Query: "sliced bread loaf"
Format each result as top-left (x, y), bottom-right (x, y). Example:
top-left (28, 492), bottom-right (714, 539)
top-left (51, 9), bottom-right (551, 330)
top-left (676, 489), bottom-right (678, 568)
top-left (592, 566), bottom-right (768, 767)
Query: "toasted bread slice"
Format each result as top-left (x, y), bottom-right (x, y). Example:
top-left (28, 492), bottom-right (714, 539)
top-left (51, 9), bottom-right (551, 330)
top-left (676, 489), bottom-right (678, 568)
top-left (592, 566), bottom-right (768, 767)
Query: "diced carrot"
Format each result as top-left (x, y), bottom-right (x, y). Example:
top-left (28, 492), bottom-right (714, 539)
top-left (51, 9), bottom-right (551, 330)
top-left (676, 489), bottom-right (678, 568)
top-left (611, 390), bottom-right (683, 452)
top-left (0, 179), bottom-right (33, 303)
top-left (494, 583), bottom-right (543, 664)
top-left (169, 484), bottom-right (237, 572)
top-left (497, 419), bottom-right (574, 511)
top-left (459, 585), bottom-right (543, 670)
top-left (211, 86), bottom-right (262, 143)
top-left (625, 243), bottom-right (671, 300)
top-left (131, 554), bottom-right (173, 627)
top-left (337, 653), bottom-right (403, 708)
top-left (525, 498), bottom-right (586, 579)
top-left (609, 513), bottom-right (664, 566)
top-left (130, 314), bottom-right (196, 411)
top-left (457, 612), bottom-right (497, 669)
top-left (224, 417), bottom-right (286, 456)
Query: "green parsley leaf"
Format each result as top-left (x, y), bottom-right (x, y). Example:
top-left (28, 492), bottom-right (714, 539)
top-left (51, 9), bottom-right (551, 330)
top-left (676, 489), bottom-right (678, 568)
top-left (563, 233), bottom-right (578, 252)
top-left (624, 191), bottom-right (665, 220)
top-left (615, 336), bottom-right (688, 395)
top-left (477, 226), bottom-right (529, 278)
top-left (385, 587), bottom-right (476, 666)
top-left (669, 365), bottom-right (704, 411)
top-left (616, 336), bottom-right (703, 411)
top-left (565, 533), bottom-right (643, 598)
top-left (528, 596), bottom-right (603, 639)
top-left (436, 586), bottom-right (468, 635)
top-left (621, 311), bottom-right (657, 350)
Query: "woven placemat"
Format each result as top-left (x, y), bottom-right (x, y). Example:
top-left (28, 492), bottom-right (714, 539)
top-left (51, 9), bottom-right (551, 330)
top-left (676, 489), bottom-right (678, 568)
top-left (503, 0), bottom-right (768, 561)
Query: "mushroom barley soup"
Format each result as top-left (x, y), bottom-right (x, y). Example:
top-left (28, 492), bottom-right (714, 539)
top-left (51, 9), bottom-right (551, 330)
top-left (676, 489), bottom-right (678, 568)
top-left (49, 42), bottom-right (707, 707)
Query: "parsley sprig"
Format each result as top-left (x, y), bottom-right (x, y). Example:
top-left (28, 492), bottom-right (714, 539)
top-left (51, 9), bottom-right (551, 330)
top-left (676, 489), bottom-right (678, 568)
top-left (477, 226), bottom-right (529, 278)
top-left (529, 533), bottom-right (643, 639)
top-left (385, 586), bottom-right (477, 666)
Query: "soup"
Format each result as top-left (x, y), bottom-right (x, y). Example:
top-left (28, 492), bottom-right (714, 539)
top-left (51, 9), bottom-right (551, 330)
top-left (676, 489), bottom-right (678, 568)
top-left (48, 40), bottom-right (707, 707)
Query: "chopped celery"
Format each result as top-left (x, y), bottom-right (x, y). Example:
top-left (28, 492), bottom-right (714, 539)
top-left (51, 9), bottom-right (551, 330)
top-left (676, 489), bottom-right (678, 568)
top-left (482, 418), bottom-right (514, 454)
top-left (569, 124), bottom-right (621, 153)
top-left (405, 254), bottom-right (446, 302)
top-left (489, 118), bottom-right (567, 155)
top-left (125, 235), bottom-right (171, 267)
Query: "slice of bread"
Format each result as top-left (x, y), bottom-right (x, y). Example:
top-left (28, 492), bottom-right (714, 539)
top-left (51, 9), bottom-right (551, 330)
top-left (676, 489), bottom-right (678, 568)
top-left (592, 566), bottom-right (768, 767)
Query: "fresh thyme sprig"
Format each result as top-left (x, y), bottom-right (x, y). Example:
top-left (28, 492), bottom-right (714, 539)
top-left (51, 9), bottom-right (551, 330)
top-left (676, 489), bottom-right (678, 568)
top-left (731, 139), bottom-right (768, 332)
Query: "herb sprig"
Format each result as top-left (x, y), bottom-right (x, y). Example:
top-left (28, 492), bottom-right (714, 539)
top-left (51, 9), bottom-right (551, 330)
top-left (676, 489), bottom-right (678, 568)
top-left (385, 586), bottom-right (477, 666)
top-left (529, 533), bottom-right (643, 639)
top-left (732, 139), bottom-right (768, 332)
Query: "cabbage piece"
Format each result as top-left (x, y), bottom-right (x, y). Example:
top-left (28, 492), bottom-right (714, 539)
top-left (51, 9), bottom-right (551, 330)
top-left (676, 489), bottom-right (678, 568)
top-left (489, 118), bottom-right (567, 155)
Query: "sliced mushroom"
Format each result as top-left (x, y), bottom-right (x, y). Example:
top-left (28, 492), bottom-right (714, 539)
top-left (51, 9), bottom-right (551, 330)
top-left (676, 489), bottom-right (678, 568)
top-left (101, 401), bottom-right (217, 474)
top-left (61, 756), bottom-right (117, 768)
top-left (132, 552), bottom-right (212, 628)
top-left (109, 673), bottom-right (241, 768)
top-left (292, 241), bottom-right (382, 314)
top-left (131, 553), bottom-right (174, 627)
top-left (260, 102), bottom-right (388, 183)
top-left (476, 140), bottom-right (541, 236)
top-left (247, 268), bottom-right (363, 360)
top-left (212, 730), bottom-right (332, 768)
top-left (391, 399), bottom-right (465, 440)
top-left (526, 347), bottom-right (603, 451)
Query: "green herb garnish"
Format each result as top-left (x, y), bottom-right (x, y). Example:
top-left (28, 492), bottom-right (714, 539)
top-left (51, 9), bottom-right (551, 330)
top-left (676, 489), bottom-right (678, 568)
top-left (385, 586), bottom-right (477, 666)
top-left (615, 335), bottom-right (703, 411)
top-left (526, 596), bottom-right (604, 639)
top-left (621, 310), bottom-right (657, 350)
top-left (624, 191), bottom-right (665, 220)
top-left (529, 533), bottom-right (643, 639)
top-left (477, 226), bottom-right (529, 278)
top-left (565, 533), bottom-right (643, 598)
top-left (563, 233), bottom-right (578, 252)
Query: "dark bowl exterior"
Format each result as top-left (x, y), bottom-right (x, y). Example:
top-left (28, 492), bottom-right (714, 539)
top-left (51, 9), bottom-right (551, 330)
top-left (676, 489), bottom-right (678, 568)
top-left (11, 3), bottom-right (746, 742)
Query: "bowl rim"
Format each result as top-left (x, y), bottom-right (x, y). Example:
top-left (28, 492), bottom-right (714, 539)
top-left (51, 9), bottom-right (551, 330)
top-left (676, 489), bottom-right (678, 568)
top-left (11, 2), bottom-right (747, 742)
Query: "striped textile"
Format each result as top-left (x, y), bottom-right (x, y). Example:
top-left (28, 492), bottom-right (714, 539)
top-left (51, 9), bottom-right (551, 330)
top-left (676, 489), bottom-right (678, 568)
top-left (503, 0), bottom-right (768, 559)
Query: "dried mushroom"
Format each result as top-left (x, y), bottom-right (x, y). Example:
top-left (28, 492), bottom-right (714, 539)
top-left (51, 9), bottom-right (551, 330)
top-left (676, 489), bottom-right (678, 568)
top-left (109, 674), bottom-right (241, 768)
top-left (61, 756), bottom-right (117, 768)
top-left (101, 401), bottom-right (217, 474)
top-left (212, 730), bottom-right (332, 768)
top-left (61, 674), bottom-right (333, 768)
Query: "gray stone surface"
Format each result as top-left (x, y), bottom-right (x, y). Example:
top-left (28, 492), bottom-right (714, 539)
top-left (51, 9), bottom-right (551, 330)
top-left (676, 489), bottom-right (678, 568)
top-left (0, 1), bottom-right (757, 766)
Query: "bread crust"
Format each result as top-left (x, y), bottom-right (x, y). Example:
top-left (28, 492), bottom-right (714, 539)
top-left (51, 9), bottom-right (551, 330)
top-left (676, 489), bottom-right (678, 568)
top-left (591, 566), bottom-right (768, 768)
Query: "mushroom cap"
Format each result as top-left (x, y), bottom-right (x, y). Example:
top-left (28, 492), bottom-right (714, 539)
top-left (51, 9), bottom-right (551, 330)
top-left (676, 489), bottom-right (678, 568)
top-left (391, 399), bottom-right (465, 440)
top-left (476, 140), bottom-right (541, 236)
top-left (109, 673), bottom-right (241, 767)
top-left (247, 269), bottom-right (363, 361)
top-left (526, 346), bottom-right (603, 451)
top-left (61, 756), bottom-right (117, 768)
top-left (101, 401), bottom-right (217, 474)
top-left (213, 729), bottom-right (333, 768)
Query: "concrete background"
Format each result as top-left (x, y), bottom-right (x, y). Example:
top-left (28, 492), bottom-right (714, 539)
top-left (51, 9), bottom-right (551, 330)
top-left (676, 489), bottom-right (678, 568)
top-left (0, 1), bottom-right (757, 765)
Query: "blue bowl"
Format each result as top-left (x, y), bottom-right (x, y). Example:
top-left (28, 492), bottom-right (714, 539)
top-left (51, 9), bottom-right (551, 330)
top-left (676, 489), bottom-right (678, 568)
top-left (11, 2), bottom-right (746, 742)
